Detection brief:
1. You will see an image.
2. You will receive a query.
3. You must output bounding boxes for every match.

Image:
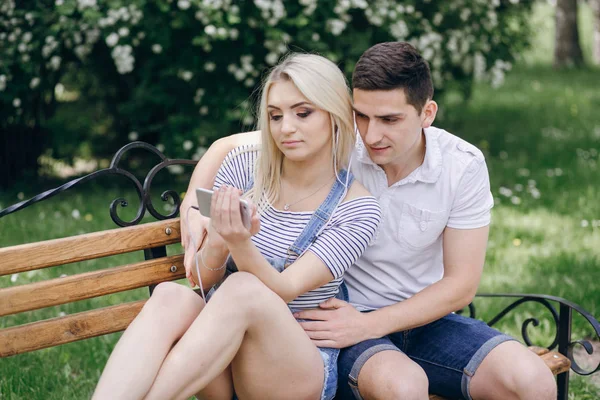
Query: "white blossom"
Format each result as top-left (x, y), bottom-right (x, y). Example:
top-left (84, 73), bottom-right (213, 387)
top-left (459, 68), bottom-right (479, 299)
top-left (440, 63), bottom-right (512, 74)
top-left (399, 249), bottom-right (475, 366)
top-left (179, 70), bottom-right (193, 81)
top-left (327, 19), bottom-right (347, 36)
top-left (13, 98), bottom-right (21, 108)
top-left (106, 32), bottom-right (119, 47)
top-left (390, 20), bottom-right (409, 40)
top-left (204, 25), bottom-right (217, 36)
top-left (204, 62), bottom-right (216, 72)
top-left (151, 44), bottom-right (163, 54)
top-left (234, 69), bottom-right (246, 81)
top-left (183, 140), bottom-right (194, 151)
top-left (118, 27), bottom-right (130, 37)
top-left (194, 88), bottom-right (206, 104)
top-left (49, 55), bottom-right (62, 71)
top-left (29, 77), bottom-right (40, 89)
top-left (178, 0), bottom-right (191, 10)
top-left (111, 45), bottom-right (134, 74)
top-left (77, 0), bottom-right (97, 10)
top-left (200, 106), bottom-right (208, 115)
top-left (499, 187), bottom-right (512, 197)
top-left (128, 131), bottom-right (139, 141)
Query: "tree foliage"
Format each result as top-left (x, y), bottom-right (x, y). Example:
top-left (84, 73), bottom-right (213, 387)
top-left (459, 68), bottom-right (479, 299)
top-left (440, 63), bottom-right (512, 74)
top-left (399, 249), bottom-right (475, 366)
top-left (0, 0), bottom-right (533, 186)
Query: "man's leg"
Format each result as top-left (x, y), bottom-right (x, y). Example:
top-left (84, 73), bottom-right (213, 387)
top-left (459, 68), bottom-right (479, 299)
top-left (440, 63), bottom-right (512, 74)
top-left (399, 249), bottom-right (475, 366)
top-left (337, 337), bottom-right (428, 400)
top-left (469, 340), bottom-right (556, 400)
top-left (400, 313), bottom-right (557, 400)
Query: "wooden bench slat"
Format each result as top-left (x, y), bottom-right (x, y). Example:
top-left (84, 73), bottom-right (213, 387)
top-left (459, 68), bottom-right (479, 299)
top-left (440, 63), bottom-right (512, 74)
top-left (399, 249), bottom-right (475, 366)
top-left (541, 351), bottom-right (571, 375)
top-left (0, 300), bottom-right (146, 357)
top-left (0, 255), bottom-right (184, 317)
top-left (0, 219), bottom-right (182, 276)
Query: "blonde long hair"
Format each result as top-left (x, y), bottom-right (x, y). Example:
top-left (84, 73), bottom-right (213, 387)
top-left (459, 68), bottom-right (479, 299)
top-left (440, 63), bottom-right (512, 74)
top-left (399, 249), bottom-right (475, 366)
top-left (248, 53), bottom-right (354, 210)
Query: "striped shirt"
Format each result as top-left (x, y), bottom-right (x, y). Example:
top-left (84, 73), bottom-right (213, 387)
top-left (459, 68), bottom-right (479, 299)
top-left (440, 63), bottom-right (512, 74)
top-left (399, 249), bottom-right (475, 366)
top-left (214, 146), bottom-right (382, 309)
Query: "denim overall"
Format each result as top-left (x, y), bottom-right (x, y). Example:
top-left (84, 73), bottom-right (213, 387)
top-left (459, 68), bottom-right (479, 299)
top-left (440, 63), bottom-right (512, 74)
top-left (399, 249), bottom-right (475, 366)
top-left (220, 169), bottom-right (353, 400)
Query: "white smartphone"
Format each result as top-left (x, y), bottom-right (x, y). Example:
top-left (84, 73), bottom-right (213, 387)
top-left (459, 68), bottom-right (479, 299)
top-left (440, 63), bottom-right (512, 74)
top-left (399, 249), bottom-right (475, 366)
top-left (195, 188), bottom-right (252, 229)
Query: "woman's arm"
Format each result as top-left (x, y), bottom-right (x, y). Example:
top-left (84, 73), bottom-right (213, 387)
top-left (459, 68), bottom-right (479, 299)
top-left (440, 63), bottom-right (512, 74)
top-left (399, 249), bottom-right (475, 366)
top-left (213, 184), bottom-right (381, 303)
top-left (181, 131), bottom-right (260, 286)
top-left (181, 131), bottom-right (261, 247)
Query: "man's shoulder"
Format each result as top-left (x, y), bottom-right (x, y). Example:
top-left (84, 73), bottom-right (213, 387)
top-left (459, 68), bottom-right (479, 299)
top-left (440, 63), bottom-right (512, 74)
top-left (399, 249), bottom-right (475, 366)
top-left (429, 126), bottom-right (485, 167)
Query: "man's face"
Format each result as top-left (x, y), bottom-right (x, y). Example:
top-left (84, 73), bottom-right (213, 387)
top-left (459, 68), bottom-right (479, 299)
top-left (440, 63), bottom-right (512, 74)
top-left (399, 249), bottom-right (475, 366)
top-left (353, 88), bottom-right (435, 168)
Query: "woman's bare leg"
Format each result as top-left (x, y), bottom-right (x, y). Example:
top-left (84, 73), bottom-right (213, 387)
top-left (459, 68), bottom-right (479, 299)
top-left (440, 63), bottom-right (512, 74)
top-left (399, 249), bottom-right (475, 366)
top-left (144, 272), bottom-right (324, 400)
top-left (92, 282), bottom-right (204, 399)
top-left (195, 365), bottom-right (234, 400)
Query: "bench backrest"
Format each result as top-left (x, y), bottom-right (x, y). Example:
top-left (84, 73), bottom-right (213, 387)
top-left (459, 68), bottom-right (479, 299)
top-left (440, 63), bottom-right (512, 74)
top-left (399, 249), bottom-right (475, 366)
top-left (0, 218), bottom-right (183, 357)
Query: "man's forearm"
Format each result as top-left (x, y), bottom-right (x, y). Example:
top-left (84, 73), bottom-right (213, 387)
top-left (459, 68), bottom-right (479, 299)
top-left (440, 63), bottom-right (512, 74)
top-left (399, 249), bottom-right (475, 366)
top-left (366, 275), bottom-right (477, 338)
top-left (181, 131), bottom-right (261, 209)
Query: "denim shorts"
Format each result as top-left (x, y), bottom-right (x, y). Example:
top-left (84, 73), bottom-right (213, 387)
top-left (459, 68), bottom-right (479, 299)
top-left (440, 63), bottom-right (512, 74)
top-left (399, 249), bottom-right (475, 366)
top-left (336, 312), bottom-right (516, 400)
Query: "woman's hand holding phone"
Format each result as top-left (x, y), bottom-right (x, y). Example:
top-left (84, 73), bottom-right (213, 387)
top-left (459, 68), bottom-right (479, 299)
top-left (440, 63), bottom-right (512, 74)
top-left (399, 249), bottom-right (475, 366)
top-left (211, 186), bottom-right (260, 246)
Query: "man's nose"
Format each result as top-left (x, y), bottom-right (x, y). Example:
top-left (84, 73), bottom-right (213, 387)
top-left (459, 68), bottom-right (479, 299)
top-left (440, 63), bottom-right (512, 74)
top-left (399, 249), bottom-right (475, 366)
top-left (363, 121), bottom-right (384, 145)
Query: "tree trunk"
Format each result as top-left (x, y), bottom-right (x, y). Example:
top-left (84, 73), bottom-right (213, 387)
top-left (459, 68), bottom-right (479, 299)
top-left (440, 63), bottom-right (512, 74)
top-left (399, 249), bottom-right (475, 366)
top-left (592, 0), bottom-right (600, 64)
top-left (554, 0), bottom-right (585, 68)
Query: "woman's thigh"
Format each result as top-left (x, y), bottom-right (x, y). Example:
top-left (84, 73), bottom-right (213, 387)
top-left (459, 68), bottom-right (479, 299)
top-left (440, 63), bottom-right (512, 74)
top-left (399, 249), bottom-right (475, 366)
top-left (214, 274), bottom-right (325, 400)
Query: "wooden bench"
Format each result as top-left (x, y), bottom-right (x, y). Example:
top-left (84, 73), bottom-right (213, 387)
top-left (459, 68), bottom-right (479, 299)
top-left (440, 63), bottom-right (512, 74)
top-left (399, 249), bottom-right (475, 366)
top-left (1, 142), bottom-right (598, 400)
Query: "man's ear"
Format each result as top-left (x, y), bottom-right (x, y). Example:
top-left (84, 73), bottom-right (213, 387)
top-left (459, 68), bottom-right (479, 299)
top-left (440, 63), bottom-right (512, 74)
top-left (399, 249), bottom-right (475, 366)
top-left (421, 100), bottom-right (438, 128)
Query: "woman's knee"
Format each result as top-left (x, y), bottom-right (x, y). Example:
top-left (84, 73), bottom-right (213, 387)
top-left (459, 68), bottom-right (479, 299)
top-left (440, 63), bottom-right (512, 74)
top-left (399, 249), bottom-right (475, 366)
top-left (145, 282), bottom-right (204, 320)
top-left (216, 272), bottom-right (276, 310)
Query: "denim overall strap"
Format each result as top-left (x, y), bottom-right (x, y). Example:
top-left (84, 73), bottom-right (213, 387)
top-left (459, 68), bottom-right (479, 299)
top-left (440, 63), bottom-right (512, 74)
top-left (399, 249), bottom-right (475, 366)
top-left (286, 169), bottom-right (354, 260)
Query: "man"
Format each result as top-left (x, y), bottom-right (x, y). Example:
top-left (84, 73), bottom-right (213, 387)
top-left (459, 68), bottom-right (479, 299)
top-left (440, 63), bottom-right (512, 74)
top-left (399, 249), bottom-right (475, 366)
top-left (179, 42), bottom-right (556, 400)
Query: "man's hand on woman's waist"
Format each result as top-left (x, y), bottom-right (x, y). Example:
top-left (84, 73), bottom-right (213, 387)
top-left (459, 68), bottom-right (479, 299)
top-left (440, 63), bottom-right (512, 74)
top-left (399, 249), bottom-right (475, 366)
top-left (294, 298), bottom-right (379, 349)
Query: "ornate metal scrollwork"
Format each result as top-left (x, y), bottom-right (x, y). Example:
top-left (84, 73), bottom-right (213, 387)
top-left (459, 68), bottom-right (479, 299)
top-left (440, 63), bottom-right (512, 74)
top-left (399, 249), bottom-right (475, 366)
top-left (475, 293), bottom-right (600, 377)
top-left (0, 141), bottom-right (198, 226)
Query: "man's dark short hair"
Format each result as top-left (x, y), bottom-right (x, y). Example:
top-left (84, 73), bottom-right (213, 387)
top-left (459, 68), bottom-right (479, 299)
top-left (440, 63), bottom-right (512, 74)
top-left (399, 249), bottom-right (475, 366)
top-left (352, 42), bottom-right (434, 114)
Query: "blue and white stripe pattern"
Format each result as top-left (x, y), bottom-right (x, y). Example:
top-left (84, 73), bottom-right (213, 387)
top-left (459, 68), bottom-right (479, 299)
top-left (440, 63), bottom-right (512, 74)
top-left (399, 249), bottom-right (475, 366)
top-left (214, 145), bottom-right (381, 309)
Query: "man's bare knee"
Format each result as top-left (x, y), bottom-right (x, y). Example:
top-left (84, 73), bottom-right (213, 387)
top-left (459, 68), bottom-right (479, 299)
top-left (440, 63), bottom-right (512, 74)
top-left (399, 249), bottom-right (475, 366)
top-left (471, 341), bottom-right (557, 400)
top-left (358, 350), bottom-right (429, 400)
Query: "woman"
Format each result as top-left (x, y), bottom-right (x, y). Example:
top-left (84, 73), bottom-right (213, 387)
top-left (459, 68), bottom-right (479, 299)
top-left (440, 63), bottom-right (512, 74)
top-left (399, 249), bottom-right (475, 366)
top-left (93, 53), bottom-right (381, 400)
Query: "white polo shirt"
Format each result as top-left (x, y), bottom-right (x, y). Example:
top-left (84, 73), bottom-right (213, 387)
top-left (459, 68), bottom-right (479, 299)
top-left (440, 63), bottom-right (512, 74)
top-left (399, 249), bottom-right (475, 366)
top-left (344, 126), bottom-right (494, 311)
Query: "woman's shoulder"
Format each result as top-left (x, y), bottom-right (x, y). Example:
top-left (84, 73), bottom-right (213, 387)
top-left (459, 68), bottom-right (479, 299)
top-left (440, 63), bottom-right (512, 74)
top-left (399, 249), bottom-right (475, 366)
top-left (343, 179), bottom-right (374, 202)
top-left (225, 143), bottom-right (260, 160)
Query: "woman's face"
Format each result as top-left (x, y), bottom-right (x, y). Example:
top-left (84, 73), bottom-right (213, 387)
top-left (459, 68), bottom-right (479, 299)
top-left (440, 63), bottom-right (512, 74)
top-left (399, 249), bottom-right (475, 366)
top-left (267, 80), bottom-right (332, 163)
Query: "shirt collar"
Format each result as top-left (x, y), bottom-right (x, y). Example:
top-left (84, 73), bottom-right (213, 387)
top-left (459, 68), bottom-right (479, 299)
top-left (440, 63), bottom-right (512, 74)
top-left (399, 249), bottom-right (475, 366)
top-left (354, 126), bottom-right (443, 184)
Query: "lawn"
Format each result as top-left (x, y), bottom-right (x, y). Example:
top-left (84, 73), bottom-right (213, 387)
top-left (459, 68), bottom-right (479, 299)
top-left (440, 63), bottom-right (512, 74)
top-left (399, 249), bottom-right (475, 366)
top-left (2, 5), bottom-right (600, 400)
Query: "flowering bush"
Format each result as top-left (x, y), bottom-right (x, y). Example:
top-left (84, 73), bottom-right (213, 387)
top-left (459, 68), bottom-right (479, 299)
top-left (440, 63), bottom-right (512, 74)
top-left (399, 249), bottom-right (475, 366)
top-left (0, 0), bottom-right (532, 186)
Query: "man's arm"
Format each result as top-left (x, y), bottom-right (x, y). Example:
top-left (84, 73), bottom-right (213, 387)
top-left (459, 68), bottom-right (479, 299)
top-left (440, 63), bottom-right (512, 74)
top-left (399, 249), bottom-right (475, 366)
top-left (180, 130), bottom-right (260, 286)
top-left (365, 225), bottom-right (488, 336)
top-left (296, 225), bottom-right (489, 348)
